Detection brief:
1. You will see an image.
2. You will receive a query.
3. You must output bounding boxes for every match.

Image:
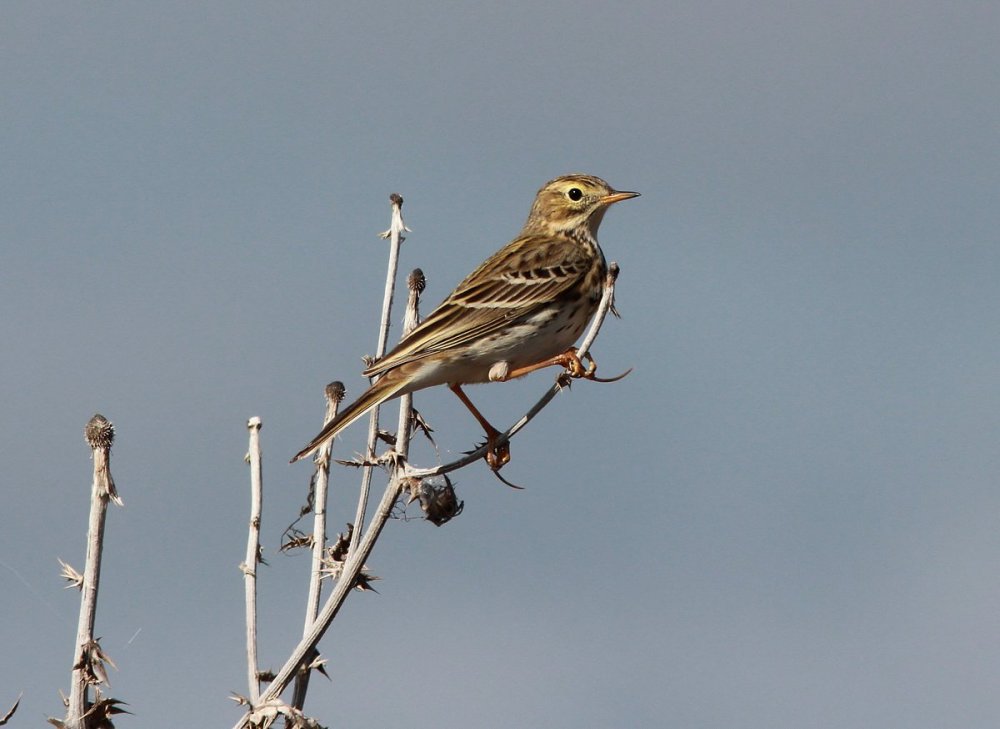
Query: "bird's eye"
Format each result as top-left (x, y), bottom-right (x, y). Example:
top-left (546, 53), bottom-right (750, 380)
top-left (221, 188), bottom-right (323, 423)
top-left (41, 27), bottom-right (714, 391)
top-left (567, 187), bottom-right (583, 201)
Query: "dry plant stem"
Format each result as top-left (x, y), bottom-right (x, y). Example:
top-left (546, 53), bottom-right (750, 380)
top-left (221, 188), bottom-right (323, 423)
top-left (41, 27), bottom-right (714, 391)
top-left (395, 269), bottom-right (424, 459)
top-left (67, 415), bottom-right (118, 729)
top-left (243, 417), bottom-right (264, 703)
top-left (350, 193), bottom-right (408, 554)
top-left (407, 263), bottom-right (622, 481)
top-left (233, 478), bottom-right (404, 729)
top-left (290, 384), bottom-right (344, 714)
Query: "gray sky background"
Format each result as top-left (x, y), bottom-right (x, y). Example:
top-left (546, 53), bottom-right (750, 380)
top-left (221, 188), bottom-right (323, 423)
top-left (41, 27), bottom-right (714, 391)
top-left (3, 2), bottom-right (999, 727)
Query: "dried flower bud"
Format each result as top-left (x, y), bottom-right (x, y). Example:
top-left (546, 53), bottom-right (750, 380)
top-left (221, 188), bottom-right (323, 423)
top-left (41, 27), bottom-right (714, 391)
top-left (325, 381), bottom-right (346, 405)
top-left (414, 475), bottom-right (464, 526)
top-left (84, 414), bottom-right (114, 450)
top-left (407, 268), bottom-right (426, 294)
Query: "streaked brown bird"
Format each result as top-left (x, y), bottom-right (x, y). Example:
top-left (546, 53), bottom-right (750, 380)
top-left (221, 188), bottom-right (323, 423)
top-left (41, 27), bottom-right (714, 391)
top-left (292, 174), bottom-right (639, 467)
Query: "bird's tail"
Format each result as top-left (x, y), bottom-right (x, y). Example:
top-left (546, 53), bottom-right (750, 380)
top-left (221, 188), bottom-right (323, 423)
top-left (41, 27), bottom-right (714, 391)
top-left (290, 374), bottom-right (410, 463)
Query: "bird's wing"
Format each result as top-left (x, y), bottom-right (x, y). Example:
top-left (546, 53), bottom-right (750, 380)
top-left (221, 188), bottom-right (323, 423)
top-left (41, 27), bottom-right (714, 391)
top-left (365, 234), bottom-right (594, 376)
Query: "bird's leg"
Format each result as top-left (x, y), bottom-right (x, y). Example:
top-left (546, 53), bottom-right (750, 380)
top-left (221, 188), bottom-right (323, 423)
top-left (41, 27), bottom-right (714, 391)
top-left (498, 347), bottom-right (631, 383)
top-left (492, 348), bottom-right (588, 381)
top-left (449, 384), bottom-right (511, 469)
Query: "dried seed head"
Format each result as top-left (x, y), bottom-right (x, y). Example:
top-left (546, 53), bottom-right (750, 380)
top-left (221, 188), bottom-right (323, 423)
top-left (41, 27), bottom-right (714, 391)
top-left (84, 414), bottom-right (114, 450)
top-left (325, 381), bottom-right (346, 405)
top-left (415, 475), bottom-right (464, 526)
top-left (408, 268), bottom-right (426, 294)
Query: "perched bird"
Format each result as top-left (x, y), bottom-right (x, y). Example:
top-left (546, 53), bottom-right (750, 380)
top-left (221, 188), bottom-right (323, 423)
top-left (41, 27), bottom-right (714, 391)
top-left (292, 174), bottom-right (639, 467)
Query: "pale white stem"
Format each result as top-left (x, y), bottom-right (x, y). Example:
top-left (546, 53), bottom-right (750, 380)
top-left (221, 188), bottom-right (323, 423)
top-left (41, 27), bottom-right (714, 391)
top-left (243, 417), bottom-right (264, 703)
top-left (66, 414), bottom-right (119, 729)
top-left (350, 194), bottom-right (409, 554)
top-left (303, 384), bottom-right (345, 626)
top-left (290, 384), bottom-right (344, 714)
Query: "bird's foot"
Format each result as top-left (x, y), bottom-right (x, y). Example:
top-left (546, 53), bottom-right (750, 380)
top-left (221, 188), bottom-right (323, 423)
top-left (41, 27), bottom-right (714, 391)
top-left (486, 437), bottom-right (511, 470)
top-left (467, 430), bottom-right (511, 470)
top-left (482, 424), bottom-right (511, 470)
top-left (560, 348), bottom-right (633, 383)
top-left (480, 435), bottom-right (523, 488)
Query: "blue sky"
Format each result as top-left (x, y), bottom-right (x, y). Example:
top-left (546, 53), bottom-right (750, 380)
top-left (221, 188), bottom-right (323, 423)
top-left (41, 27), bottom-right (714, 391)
top-left (3, 2), bottom-right (999, 727)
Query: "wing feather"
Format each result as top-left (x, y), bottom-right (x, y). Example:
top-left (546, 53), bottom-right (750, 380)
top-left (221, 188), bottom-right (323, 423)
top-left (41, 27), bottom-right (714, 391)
top-left (365, 234), bottom-right (593, 377)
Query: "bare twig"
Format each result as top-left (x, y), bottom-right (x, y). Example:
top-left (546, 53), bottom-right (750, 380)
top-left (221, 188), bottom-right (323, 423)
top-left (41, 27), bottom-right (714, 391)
top-left (289, 383), bottom-right (345, 716)
top-left (242, 416), bottom-right (264, 702)
top-left (304, 384), bottom-right (347, 617)
top-left (350, 193), bottom-right (410, 554)
top-left (65, 414), bottom-right (121, 729)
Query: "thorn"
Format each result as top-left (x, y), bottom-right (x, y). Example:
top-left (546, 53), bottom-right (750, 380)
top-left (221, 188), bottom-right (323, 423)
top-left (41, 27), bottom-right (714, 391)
top-left (490, 468), bottom-right (525, 490)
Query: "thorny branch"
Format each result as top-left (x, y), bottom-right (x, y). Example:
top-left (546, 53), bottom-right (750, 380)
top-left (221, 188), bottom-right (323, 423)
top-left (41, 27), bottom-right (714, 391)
top-left (349, 193), bottom-right (410, 557)
top-left (62, 414), bottom-right (123, 729)
top-left (289, 382), bottom-right (345, 717)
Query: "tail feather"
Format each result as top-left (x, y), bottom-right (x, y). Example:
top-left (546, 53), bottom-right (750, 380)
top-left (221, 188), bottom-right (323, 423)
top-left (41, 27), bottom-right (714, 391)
top-left (290, 375), bottom-right (410, 463)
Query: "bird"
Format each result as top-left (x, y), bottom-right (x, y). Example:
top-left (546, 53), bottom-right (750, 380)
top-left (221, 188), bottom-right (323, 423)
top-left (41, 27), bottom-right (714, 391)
top-left (291, 174), bottom-right (639, 467)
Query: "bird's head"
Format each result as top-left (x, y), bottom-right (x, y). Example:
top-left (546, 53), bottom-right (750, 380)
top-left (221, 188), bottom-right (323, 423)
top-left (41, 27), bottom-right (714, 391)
top-left (523, 174), bottom-right (639, 236)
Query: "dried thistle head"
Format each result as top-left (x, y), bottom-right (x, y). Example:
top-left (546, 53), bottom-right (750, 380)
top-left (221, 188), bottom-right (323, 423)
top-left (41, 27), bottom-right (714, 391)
top-left (407, 268), bottom-right (426, 294)
top-left (326, 524), bottom-right (354, 564)
top-left (84, 414), bottom-right (114, 450)
top-left (405, 475), bottom-right (464, 526)
top-left (324, 381), bottom-right (346, 406)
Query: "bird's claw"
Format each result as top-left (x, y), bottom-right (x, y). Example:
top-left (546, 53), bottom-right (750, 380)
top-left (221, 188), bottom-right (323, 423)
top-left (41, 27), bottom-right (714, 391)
top-left (490, 468), bottom-right (524, 490)
top-left (467, 436), bottom-right (511, 471)
top-left (586, 365), bottom-right (633, 383)
top-left (562, 349), bottom-right (632, 383)
top-left (561, 348), bottom-right (590, 378)
top-left (486, 441), bottom-right (511, 470)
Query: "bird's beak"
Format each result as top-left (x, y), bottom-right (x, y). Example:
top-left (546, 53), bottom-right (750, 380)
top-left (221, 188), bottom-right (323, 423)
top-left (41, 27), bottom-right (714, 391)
top-left (601, 190), bottom-right (641, 205)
